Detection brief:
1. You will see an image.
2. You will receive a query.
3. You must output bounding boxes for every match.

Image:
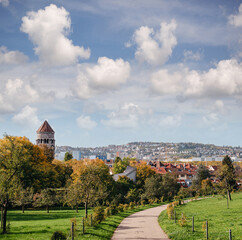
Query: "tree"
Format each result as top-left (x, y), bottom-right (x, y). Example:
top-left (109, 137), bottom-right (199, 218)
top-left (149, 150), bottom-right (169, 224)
top-left (193, 164), bottom-right (210, 187)
top-left (219, 155), bottom-right (236, 200)
top-left (71, 159), bottom-right (114, 217)
top-left (12, 186), bottom-right (33, 213)
top-left (0, 135), bottom-right (52, 233)
top-left (33, 189), bottom-right (56, 213)
top-left (113, 158), bottom-right (129, 174)
top-left (64, 152), bottom-right (73, 162)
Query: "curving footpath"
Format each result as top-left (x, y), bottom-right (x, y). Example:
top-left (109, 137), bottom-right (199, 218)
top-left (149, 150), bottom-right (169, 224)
top-left (111, 204), bottom-right (170, 240)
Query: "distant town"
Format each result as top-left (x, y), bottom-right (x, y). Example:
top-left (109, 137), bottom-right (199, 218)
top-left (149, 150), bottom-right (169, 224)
top-left (55, 141), bottom-right (242, 164)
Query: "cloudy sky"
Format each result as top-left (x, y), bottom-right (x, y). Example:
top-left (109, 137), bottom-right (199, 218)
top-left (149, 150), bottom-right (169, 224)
top-left (0, 0), bottom-right (242, 147)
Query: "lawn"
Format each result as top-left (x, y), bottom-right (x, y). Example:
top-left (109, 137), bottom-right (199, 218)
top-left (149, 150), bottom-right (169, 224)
top-left (0, 204), bottom-right (161, 239)
top-left (158, 192), bottom-right (242, 240)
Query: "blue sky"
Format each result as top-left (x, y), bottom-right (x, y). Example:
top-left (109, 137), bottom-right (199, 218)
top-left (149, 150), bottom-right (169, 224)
top-left (0, 0), bottom-right (242, 147)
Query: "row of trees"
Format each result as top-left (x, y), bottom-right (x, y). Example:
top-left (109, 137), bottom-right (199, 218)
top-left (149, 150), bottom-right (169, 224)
top-left (0, 135), bottom-right (181, 234)
top-left (0, 135), bottom-right (239, 234)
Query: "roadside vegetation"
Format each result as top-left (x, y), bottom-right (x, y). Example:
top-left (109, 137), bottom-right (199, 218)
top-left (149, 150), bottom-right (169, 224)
top-left (159, 192), bottom-right (242, 240)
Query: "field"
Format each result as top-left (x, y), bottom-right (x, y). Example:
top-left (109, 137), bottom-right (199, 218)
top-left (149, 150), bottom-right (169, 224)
top-left (158, 193), bottom-right (242, 240)
top-left (0, 204), bottom-right (161, 240)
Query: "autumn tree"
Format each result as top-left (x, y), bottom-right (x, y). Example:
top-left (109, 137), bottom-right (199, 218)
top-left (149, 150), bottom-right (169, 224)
top-left (0, 135), bottom-right (54, 233)
top-left (113, 158), bottom-right (130, 174)
top-left (71, 159), bottom-right (114, 217)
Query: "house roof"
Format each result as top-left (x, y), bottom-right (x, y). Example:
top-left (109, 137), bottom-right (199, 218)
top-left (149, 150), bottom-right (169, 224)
top-left (37, 120), bottom-right (55, 133)
top-left (113, 166), bottom-right (137, 181)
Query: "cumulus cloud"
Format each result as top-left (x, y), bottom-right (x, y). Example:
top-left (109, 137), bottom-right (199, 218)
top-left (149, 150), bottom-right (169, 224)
top-left (151, 59), bottom-right (242, 99)
top-left (228, 4), bottom-right (242, 27)
top-left (0, 46), bottom-right (28, 64)
top-left (74, 57), bottom-right (130, 99)
top-left (21, 4), bottom-right (90, 66)
top-left (0, 0), bottom-right (9, 7)
top-left (133, 19), bottom-right (177, 65)
top-left (76, 115), bottom-right (97, 130)
top-left (101, 103), bottom-right (144, 128)
top-left (0, 78), bottom-right (54, 114)
top-left (12, 105), bottom-right (41, 128)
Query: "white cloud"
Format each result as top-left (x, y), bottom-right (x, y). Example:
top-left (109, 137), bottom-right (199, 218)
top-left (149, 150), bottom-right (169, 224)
top-left (0, 78), bottom-right (54, 114)
top-left (133, 19), bottom-right (177, 65)
top-left (0, 46), bottom-right (28, 64)
top-left (159, 115), bottom-right (182, 127)
top-left (0, 0), bottom-right (9, 7)
top-left (76, 115), bottom-right (97, 130)
top-left (183, 50), bottom-right (202, 61)
top-left (74, 57), bottom-right (130, 99)
top-left (229, 4), bottom-right (242, 27)
top-left (101, 103), bottom-right (143, 128)
top-left (21, 4), bottom-right (90, 66)
top-left (151, 59), bottom-right (242, 99)
top-left (12, 105), bottom-right (41, 128)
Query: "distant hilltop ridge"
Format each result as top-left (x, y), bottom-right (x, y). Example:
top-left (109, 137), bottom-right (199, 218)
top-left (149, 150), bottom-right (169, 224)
top-left (55, 141), bottom-right (242, 162)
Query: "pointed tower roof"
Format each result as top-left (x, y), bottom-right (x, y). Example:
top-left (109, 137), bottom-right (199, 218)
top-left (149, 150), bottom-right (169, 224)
top-left (37, 120), bottom-right (55, 133)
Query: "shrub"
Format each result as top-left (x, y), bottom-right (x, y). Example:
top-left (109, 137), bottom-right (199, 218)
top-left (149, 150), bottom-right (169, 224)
top-left (160, 196), bottom-right (164, 203)
top-left (70, 218), bottom-right (77, 226)
top-left (124, 204), bottom-right (129, 210)
top-left (104, 207), bottom-right (111, 218)
top-left (117, 204), bottom-right (124, 212)
top-left (129, 202), bottom-right (135, 209)
top-left (172, 201), bottom-right (179, 207)
top-left (141, 200), bottom-right (146, 206)
top-left (178, 213), bottom-right (187, 227)
top-left (166, 203), bottom-right (174, 219)
top-left (148, 199), bottom-right (154, 204)
top-left (51, 231), bottom-right (66, 240)
top-left (93, 206), bottom-right (104, 224)
top-left (109, 205), bottom-right (118, 215)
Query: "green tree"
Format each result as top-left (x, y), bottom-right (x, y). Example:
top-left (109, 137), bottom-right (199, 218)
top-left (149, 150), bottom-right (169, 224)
top-left (64, 152), bottom-right (73, 162)
top-left (33, 189), bottom-right (56, 213)
top-left (12, 186), bottom-right (33, 213)
top-left (220, 155), bottom-right (236, 200)
top-left (113, 158), bottom-right (129, 174)
top-left (193, 164), bottom-right (210, 187)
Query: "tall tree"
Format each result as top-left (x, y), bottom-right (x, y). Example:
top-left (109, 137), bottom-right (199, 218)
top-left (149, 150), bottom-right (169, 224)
top-left (194, 164), bottom-right (210, 187)
top-left (0, 135), bottom-right (51, 233)
top-left (220, 155), bottom-right (236, 200)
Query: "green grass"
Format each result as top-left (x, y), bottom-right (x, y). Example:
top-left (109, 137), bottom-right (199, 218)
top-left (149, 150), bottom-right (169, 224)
top-left (0, 208), bottom-right (88, 240)
top-left (158, 193), bottom-right (242, 240)
top-left (0, 204), bottom-right (162, 239)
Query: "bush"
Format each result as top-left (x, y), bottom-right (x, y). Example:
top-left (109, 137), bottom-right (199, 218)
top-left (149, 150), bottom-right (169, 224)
top-left (51, 231), bottom-right (66, 240)
top-left (172, 201), bottom-right (179, 207)
top-left (166, 203), bottom-right (174, 219)
top-left (160, 196), bottom-right (164, 203)
top-left (117, 204), bottom-right (124, 212)
top-left (129, 202), bottom-right (135, 209)
top-left (123, 204), bottom-right (129, 210)
top-left (141, 200), bottom-right (146, 206)
top-left (104, 207), bottom-right (111, 218)
top-left (148, 199), bottom-right (154, 205)
top-left (178, 213), bottom-right (187, 227)
top-left (109, 205), bottom-right (118, 215)
top-left (93, 206), bottom-right (104, 224)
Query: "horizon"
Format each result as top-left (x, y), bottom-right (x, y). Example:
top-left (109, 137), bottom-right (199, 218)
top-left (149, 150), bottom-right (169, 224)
top-left (0, 1), bottom-right (242, 147)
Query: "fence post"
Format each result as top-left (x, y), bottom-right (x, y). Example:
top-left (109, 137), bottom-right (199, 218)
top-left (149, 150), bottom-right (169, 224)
top-left (71, 222), bottom-right (74, 240)
top-left (192, 216), bottom-right (194, 232)
top-left (91, 214), bottom-right (92, 227)
top-left (229, 229), bottom-right (232, 240)
top-left (206, 220), bottom-right (208, 240)
top-left (83, 217), bottom-right (85, 235)
top-left (174, 211), bottom-right (176, 223)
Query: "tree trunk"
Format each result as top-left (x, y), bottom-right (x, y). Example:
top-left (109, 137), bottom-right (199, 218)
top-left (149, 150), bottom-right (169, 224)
top-left (22, 205), bottom-right (25, 214)
top-left (1, 207), bottom-right (3, 229)
top-left (228, 190), bottom-right (232, 201)
top-left (2, 203), bottom-right (8, 234)
top-left (46, 205), bottom-right (49, 213)
top-left (76, 205), bottom-right (78, 213)
top-left (85, 202), bottom-right (88, 218)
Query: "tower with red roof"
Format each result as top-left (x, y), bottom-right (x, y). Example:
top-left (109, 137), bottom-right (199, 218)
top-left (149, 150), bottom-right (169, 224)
top-left (36, 120), bottom-right (55, 151)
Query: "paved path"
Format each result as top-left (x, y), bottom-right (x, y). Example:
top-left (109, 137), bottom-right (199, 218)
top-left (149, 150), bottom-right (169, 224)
top-left (111, 205), bottom-right (170, 240)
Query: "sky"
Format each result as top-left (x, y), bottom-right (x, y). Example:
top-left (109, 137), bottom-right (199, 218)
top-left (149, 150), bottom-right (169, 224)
top-left (0, 0), bottom-right (242, 147)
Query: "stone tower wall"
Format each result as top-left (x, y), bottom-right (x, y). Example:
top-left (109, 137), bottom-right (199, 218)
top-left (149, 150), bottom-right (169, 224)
top-left (36, 132), bottom-right (55, 150)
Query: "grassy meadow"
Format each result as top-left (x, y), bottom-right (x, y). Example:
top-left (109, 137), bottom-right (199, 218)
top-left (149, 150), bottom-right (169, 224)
top-left (158, 192), bottom-right (242, 240)
top-left (0, 204), bottom-right (161, 240)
